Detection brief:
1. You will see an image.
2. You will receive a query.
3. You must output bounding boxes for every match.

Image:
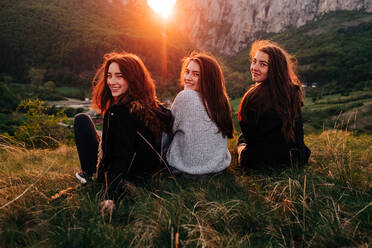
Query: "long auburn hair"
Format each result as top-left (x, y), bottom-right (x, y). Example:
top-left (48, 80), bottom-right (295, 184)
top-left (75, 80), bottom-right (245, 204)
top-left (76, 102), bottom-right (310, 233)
top-left (92, 52), bottom-right (158, 114)
top-left (238, 40), bottom-right (303, 143)
top-left (181, 51), bottom-right (234, 138)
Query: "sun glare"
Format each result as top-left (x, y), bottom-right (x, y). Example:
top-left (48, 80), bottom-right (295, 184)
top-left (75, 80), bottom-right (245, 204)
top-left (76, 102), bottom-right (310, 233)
top-left (147, 0), bottom-right (177, 19)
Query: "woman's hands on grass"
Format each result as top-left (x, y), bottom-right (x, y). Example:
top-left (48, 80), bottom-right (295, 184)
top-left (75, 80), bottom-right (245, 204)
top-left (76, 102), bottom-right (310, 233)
top-left (100, 200), bottom-right (115, 218)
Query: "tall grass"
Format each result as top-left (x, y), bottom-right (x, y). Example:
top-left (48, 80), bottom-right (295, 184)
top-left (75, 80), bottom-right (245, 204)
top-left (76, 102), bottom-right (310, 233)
top-left (0, 131), bottom-right (371, 247)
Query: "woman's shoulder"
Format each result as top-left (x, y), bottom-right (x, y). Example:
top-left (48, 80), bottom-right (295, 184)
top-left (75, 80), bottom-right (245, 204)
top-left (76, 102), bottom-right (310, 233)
top-left (108, 100), bottom-right (148, 121)
top-left (172, 89), bottom-right (202, 111)
top-left (174, 89), bottom-right (200, 102)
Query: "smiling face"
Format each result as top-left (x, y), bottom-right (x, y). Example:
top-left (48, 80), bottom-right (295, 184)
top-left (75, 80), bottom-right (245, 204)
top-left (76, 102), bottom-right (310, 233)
top-left (107, 62), bottom-right (128, 99)
top-left (184, 60), bottom-right (200, 91)
top-left (250, 50), bottom-right (269, 83)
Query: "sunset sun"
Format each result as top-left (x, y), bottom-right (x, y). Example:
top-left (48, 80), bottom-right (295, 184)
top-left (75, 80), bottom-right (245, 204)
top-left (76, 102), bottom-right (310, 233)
top-left (147, 0), bottom-right (177, 19)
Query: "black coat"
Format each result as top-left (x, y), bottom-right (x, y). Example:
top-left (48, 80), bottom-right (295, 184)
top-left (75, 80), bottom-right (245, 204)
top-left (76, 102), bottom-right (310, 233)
top-left (98, 101), bottom-right (172, 200)
top-left (238, 107), bottom-right (310, 170)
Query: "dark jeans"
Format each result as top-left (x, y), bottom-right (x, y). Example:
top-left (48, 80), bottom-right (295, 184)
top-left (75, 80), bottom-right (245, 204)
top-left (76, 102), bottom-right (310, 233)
top-left (74, 113), bottom-right (99, 175)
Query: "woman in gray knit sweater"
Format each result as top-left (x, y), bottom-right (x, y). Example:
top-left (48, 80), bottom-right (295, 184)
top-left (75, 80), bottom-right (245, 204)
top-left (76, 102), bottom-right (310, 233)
top-left (165, 52), bottom-right (234, 175)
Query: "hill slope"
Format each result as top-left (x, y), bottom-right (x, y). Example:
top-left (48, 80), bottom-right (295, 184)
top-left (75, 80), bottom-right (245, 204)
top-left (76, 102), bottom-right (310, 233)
top-left (0, 0), bottom-right (190, 87)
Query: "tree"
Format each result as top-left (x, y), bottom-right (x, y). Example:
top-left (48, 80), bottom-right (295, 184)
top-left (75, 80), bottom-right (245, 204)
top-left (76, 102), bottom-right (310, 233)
top-left (0, 82), bottom-right (18, 112)
top-left (28, 67), bottom-right (46, 87)
top-left (43, 81), bottom-right (56, 92)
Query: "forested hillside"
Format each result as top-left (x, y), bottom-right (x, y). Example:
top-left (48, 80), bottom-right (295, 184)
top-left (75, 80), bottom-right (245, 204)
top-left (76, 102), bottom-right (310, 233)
top-left (0, 0), bottom-right (190, 89)
top-left (1, 3), bottom-right (371, 98)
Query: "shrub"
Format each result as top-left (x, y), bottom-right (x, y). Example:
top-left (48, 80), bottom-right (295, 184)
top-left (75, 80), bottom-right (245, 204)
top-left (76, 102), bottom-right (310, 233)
top-left (14, 99), bottom-right (72, 148)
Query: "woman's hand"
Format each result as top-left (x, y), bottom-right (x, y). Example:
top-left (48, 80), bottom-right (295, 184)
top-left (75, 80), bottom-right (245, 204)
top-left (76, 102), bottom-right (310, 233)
top-left (237, 143), bottom-right (247, 164)
top-left (99, 200), bottom-right (115, 217)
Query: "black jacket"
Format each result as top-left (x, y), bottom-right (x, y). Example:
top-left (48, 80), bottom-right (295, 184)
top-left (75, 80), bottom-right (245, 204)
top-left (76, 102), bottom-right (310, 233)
top-left (98, 101), bottom-right (172, 201)
top-left (238, 107), bottom-right (310, 170)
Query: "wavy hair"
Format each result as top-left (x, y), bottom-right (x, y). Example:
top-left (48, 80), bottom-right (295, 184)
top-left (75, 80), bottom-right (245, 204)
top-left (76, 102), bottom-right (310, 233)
top-left (181, 51), bottom-right (234, 138)
top-left (238, 40), bottom-right (303, 142)
top-left (92, 52), bottom-right (158, 114)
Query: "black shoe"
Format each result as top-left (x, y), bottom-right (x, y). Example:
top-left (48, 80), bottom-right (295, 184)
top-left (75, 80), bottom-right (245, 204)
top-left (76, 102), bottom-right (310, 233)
top-left (75, 172), bottom-right (93, 184)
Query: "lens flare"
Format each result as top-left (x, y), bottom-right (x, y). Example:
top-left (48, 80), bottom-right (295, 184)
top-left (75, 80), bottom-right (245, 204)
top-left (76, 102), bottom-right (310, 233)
top-left (147, 0), bottom-right (177, 19)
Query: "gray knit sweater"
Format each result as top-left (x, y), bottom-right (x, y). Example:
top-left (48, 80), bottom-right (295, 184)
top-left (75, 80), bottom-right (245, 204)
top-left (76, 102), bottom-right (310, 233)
top-left (166, 89), bottom-right (231, 174)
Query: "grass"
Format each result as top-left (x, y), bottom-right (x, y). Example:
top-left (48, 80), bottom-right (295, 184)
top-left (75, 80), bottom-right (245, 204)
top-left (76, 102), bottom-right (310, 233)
top-left (55, 86), bottom-right (86, 99)
top-left (0, 129), bottom-right (371, 247)
top-left (230, 98), bottom-right (242, 133)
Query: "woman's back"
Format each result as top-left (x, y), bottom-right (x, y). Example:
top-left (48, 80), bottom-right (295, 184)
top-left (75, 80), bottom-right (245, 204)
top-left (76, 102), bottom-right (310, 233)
top-left (167, 89), bottom-right (231, 174)
top-left (239, 105), bottom-right (308, 168)
top-left (238, 40), bottom-right (310, 169)
top-left (165, 52), bottom-right (234, 176)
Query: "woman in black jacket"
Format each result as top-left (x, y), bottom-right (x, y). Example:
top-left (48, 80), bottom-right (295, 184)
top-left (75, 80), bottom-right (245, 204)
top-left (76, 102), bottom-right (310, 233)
top-left (74, 52), bottom-right (172, 215)
top-left (237, 40), bottom-right (310, 170)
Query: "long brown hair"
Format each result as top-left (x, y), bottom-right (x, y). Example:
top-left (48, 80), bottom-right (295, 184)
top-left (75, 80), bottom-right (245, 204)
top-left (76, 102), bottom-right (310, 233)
top-left (92, 52), bottom-right (158, 114)
top-left (181, 51), bottom-right (234, 138)
top-left (238, 40), bottom-right (303, 143)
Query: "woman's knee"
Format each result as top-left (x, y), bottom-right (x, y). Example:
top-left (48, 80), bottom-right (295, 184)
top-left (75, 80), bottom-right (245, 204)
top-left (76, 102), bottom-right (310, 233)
top-left (74, 113), bottom-right (90, 125)
top-left (74, 113), bottom-right (94, 131)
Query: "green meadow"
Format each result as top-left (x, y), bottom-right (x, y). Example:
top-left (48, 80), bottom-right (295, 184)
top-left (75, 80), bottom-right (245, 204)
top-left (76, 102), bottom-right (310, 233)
top-left (0, 128), bottom-right (371, 247)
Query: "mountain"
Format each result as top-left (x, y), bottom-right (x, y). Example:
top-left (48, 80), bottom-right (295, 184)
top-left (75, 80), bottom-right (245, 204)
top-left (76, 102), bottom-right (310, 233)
top-left (173, 0), bottom-right (372, 55)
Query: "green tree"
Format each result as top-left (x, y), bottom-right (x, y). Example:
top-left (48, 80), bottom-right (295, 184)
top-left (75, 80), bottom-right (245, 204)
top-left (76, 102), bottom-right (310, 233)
top-left (2, 74), bottom-right (14, 84)
top-left (0, 82), bottom-right (19, 112)
top-left (38, 80), bottom-right (64, 100)
top-left (28, 68), bottom-right (46, 88)
top-left (43, 81), bottom-right (56, 92)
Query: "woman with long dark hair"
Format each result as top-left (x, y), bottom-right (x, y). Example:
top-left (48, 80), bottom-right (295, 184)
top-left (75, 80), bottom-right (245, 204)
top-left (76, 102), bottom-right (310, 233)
top-left (74, 52), bottom-right (172, 214)
top-left (237, 40), bottom-right (310, 169)
top-left (165, 51), bottom-right (234, 177)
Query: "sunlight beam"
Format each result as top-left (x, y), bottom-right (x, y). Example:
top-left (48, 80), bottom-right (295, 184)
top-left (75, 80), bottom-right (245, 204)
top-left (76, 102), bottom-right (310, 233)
top-left (147, 0), bottom-right (177, 19)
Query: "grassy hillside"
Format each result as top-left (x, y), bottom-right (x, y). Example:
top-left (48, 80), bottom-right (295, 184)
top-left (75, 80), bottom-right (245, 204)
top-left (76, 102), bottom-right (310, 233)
top-left (302, 90), bottom-right (372, 133)
top-left (230, 89), bottom-right (372, 134)
top-left (0, 131), bottom-right (371, 247)
top-left (225, 11), bottom-right (372, 98)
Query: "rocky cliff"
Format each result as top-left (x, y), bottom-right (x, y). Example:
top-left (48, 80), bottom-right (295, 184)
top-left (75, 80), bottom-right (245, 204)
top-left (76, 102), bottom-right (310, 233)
top-left (172, 0), bottom-right (372, 55)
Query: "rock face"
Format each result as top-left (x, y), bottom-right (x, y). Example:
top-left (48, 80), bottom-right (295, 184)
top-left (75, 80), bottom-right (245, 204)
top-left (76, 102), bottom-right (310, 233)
top-left (173, 0), bottom-right (372, 55)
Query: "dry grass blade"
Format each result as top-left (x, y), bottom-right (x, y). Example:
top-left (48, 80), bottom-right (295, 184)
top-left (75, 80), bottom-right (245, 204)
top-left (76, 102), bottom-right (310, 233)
top-left (0, 162), bottom-right (54, 210)
top-left (350, 201), bottom-right (372, 220)
top-left (136, 131), bottom-right (180, 187)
